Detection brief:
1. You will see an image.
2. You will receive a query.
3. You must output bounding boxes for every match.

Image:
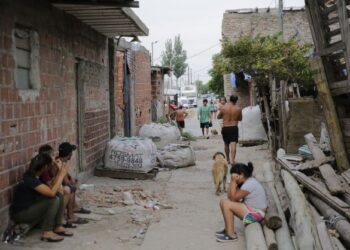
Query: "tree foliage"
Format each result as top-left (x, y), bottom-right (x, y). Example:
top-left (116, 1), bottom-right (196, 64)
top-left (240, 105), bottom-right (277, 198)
top-left (220, 35), bottom-right (314, 88)
top-left (161, 35), bottom-right (188, 80)
top-left (195, 80), bottom-right (209, 95)
top-left (206, 53), bottom-right (226, 95)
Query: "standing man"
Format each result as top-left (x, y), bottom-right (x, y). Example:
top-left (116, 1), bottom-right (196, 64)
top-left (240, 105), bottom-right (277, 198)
top-left (175, 105), bottom-right (188, 135)
top-left (198, 99), bottom-right (211, 139)
top-left (217, 95), bottom-right (242, 165)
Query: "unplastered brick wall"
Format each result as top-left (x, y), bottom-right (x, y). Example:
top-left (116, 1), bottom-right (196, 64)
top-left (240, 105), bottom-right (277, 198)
top-left (132, 50), bottom-right (151, 133)
top-left (0, 0), bottom-right (108, 227)
top-left (115, 51), bottom-right (125, 136)
top-left (222, 8), bottom-right (313, 44)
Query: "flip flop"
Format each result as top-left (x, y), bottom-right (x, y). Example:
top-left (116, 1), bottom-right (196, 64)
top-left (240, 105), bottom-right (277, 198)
top-left (41, 236), bottom-right (64, 242)
top-left (63, 222), bottom-right (77, 228)
top-left (74, 208), bottom-right (91, 214)
top-left (55, 231), bottom-right (74, 237)
top-left (71, 217), bottom-right (89, 224)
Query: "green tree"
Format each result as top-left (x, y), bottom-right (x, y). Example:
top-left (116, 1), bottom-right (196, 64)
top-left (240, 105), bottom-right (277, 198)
top-left (195, 80), bottom-right (209, 95)
top-left (221, 35), bottom-right (313, 89)
top-left (161, 35), bottom-right (188, 84)
top-left (206, 53), bottom-right (227, 95)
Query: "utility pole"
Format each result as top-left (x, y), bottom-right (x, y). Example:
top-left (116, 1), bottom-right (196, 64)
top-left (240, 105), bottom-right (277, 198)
top-left (278, 0), bottom-right (283, 38)
top-left (188, 66), bottom-right (190, 85)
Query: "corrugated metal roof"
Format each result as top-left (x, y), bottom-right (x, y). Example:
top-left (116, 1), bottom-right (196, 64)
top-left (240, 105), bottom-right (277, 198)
top-left (52, 3), bottom-right (148, 37)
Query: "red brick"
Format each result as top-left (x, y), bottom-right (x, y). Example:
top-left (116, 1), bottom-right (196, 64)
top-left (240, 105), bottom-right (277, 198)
top-left (0, 172), bottom-right (9, 190)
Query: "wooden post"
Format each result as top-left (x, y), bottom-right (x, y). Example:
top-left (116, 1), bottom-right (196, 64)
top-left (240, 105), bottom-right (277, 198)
top-left (281, 170), bottom-right (318, 249)
top-left (245, 223), bottom-right (268, 250)
top-left (309, 203), bottom-right (333, 250)
top-left (309, 193), bottom-right (350, 248)
top-left (279, 81), bottom-right (288, 150)
top-left (319, 164), bottom-right (345, 194)
top-left (304, 133), bottom-right (327, 162)
top-left (263, 225), bottom-right (278, 250)
top-left (310, 57), bottom-right (350, 170)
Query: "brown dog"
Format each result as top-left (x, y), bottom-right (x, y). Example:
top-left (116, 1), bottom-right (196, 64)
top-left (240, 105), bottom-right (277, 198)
top-left (212, 152), bottom-right (228, 195)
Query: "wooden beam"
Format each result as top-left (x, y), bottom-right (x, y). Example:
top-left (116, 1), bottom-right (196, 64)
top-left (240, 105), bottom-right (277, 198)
top-left (305, 0), bottom-right (326, 52)
top-left (245, 223), bottom-right (268, 250)
top-left (310, 56), bottom-right (350, 170)
top-left (319, 164), bottom-right (345, 194)
top-left (263, 225), bottom-right (278, 250)
top-left (309, 193), bottom-right (350, 248)
top-left (336, 0), bottom-right (350, 77)
top-left (318, 41), bottom-right (345, 56)
top-left (281, 170), bottom-right (319, 249)
top-left (304, 133), bottom-right (327, 162)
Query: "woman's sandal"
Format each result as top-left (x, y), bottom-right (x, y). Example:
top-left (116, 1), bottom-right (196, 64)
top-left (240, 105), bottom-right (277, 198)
top-left (40, 236), bottom-right (64, 242)
top-left (70, 217), bottom-right (89, 224)
top-left (63, 222), bottom-right (77, 228)
top-left (74, 207), bottom-right (91, 214)
top-left (55, 231), bottom-right (74, 237)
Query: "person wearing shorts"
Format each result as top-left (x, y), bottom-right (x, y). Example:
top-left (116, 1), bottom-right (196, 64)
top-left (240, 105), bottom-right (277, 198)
top-left (174, 105), bottom-right (188, 135)
top-left (198, 99), bottom-right (211, 139)
top-left (217, 95), bottom-right (242, 164)
top-left (215, 162), bottom-right (267, 243)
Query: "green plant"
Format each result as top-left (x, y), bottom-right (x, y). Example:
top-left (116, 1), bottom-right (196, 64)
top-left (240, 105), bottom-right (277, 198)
top-left (157, 116), bottom-right (168, 124)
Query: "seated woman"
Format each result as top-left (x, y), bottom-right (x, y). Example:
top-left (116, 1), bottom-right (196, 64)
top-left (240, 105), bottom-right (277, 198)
top-left (10, 153), bottom-right (73, 242)
top-left (216, 162), bottom-right (267, 243)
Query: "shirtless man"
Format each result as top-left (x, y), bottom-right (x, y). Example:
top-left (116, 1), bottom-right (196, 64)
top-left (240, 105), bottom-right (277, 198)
top-left (175, 105), bottom-right (188, 135)
top-left (217, 95), bottom-right (242, 165)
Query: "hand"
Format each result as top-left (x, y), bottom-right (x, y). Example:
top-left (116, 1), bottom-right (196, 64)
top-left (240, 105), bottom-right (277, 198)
top-left (54, 159), bottom-right (63, 170)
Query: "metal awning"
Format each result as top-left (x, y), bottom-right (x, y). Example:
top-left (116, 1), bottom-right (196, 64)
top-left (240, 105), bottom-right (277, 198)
top-left (51, 1), bottom-right (149, 37)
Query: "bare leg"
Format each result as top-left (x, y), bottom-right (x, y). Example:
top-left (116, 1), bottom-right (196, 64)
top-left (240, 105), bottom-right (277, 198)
top-left (67, 194), bottom-right (77, 221)
top-left (63, 186), bottom-right (71, 220)
top-left (220, 199), bottom-right (247, 237)
top-left (230, 142), bottom-right (237, 164)
top-left (224, 143), bottom-right (230, 163)
top-left (205, 127), bottom-right (209, 137)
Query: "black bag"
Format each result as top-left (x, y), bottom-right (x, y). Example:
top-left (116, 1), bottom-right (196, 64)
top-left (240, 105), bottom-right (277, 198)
top-left (208, 121), bottom-right (213, 127)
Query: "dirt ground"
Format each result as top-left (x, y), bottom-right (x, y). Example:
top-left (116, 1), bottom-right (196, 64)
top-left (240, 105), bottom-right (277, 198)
top-left (1, 113), bottom-right (272, 250)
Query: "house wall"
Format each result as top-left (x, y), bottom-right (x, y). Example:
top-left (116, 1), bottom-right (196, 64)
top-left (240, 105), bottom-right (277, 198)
top-left (115, 51), bottom-right (125, 137)
top-left (222, 8), bottom-right (313, 44)
top-left (132, 50), bottom-right (152, 134)
top-left (0, 0), bottom-right (109, 226)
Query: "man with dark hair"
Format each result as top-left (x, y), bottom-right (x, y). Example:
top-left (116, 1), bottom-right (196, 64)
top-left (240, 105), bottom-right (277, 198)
top-left (174, 105), bottom-right (188, 135)
top-left (58, 142), bottom-right (89, 228)
top-left (217, 95), bottom-right (242, 164)
top-left (198, 99), bottom-right (211, 139)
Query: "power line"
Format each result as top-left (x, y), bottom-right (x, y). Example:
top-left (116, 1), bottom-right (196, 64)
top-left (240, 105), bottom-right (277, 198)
top-left (187, 43), bottom-right (220, 60)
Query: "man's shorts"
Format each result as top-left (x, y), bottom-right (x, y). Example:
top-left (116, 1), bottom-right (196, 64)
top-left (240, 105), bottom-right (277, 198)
top-left (177, 120), bottom-right (185, 128)
top-left (200, 122), bottom-right (210, 129)
top-left (221, 126), bottom-right (239, 144)
top-left (243, 204), bottom-right (265, 225)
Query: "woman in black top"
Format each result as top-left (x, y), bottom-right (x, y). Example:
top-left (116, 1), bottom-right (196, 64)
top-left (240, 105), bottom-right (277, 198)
top-left (11, 153), bottom-right (73, 242)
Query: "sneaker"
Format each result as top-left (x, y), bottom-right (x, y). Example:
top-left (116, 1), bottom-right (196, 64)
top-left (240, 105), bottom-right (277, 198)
top-left (216, 233), bottom-right (238, 243)
top-left (215, 229), bottom-right (226, 237)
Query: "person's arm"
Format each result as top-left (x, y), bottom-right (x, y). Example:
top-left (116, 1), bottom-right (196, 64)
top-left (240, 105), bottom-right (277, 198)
top-left (217, 111), bottom-right (223, 119)
top-left (228, 175), bottom-right (249, 202)
top-left (184, 111), bottom-right (188, 118)
top-left (197, 107), bottom-right (201, 120)
top-left (35, 160), bottom-right (68, 197)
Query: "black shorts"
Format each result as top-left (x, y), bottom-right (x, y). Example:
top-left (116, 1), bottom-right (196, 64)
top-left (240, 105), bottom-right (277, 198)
top-left (200, 122), bottom-right (210, 129)
top-left (177, 121), bottom-right (185, 128)
top-left (221, 126), bottom-right (239, 144)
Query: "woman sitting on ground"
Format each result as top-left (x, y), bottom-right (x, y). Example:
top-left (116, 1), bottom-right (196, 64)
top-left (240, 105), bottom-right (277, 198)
top-left (216, 162), bottom-right (267, 243)
top-left (10, 153), bottom-right (73, 242)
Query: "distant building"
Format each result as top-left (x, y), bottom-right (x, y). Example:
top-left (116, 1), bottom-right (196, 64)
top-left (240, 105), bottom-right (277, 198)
top-left (221, 7), bottom-right (313, 106)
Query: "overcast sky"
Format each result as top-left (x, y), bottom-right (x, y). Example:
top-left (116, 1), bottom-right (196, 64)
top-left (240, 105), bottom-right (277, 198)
top-left (134, 0), bottom-right (306, 84)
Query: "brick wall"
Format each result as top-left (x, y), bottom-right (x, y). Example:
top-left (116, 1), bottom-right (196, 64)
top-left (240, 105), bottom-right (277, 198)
top-left (222, 8), bottom-right (313, 44)
top-left (115, 51), bottom-right (125, 136)
top-left (132, 50), bottom-right (152, 134)
top-left (0, 0), bottom-right (109, 227)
